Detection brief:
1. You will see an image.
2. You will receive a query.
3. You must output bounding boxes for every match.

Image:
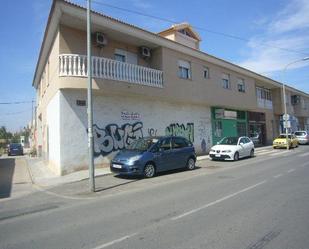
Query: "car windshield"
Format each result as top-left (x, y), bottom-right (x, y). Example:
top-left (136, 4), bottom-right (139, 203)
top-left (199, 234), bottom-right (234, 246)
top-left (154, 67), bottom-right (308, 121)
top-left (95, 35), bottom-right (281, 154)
top-left (294, 132), bottom-right (306, 136)
top-left (277, 135), bottom-right (292, 139)
top-left (127, 138), bottom-right (159, 151)
top-left (10, 143), bottom-right (22, 149)
top-left (218, 137), bottom-right (238, 145)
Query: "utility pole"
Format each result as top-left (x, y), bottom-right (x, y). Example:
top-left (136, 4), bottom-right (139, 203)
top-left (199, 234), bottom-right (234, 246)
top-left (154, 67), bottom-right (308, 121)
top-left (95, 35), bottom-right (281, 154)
top-left (87, 0), bottom-right (95, 192)
top-left (282, 57), bottom-right (309, 150)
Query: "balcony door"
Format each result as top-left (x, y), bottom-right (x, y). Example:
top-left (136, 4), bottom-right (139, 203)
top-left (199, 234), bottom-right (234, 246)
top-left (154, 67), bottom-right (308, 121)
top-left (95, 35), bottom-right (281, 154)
top-left (114, 49), bottom-right (137, 65)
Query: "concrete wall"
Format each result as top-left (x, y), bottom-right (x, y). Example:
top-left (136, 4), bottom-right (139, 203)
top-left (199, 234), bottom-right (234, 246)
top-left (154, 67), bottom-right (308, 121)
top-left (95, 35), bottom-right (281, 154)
top-left (58, 89), bottom-right (212, 175)
top-left (46, 91), bottom-right (61, 175)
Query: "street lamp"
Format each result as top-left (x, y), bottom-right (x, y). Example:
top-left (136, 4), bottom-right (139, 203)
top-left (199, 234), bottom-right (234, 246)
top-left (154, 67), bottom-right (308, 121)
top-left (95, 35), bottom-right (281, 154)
top-left (282, 57), bottom-right (309, 150)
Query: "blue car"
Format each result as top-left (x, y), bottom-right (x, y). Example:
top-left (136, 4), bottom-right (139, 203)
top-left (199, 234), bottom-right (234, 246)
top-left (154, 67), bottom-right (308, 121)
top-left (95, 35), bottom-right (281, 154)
top-left (8, 143), bottom-right (23, 156)
top-left (110, 136), bottom-right (196, 178)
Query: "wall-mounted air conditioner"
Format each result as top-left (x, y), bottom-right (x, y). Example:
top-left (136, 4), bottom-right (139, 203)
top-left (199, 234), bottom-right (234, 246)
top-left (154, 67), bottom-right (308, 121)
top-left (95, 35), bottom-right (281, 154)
top-left (140, 46), bottom-right (151, 58)
top-left (95, 32), bottom-right (107, 47)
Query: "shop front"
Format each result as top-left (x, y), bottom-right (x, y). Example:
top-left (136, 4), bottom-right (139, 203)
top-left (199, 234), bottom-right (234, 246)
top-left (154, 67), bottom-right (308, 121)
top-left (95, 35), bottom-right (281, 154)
top-left (247, 112), bottom-right (266, 146)
top-left (211, 107), bottom-right (247, 145)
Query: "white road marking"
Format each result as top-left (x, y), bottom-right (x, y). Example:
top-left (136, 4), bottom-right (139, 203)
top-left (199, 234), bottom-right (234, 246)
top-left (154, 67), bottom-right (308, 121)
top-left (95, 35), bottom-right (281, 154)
top-left (92, 233), bottom-right (138, 249)
top-left (171, 180), bottom-right (267, 221)
top-left (297, 152), bottom-right (309, 157)
top-left (270, 151), bottom-right (290, 156)
top-left (256, 150), bottom-right (277, 155)
top-left (287, 169), bottom-right (295, 173)
top-left (273, 174), bottom-right (283, 178)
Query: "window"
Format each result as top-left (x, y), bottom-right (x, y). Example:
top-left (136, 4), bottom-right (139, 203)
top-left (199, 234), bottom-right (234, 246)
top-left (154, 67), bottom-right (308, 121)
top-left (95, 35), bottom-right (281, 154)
top-left (178, 60), bottom-right (191, 79)
top-left (214, 121), bottom-right (222, 138)
top-left (222, 73), bottom-right (230, 89)
top-left (203, 67), bottom-right (209, 79)
top-left (239, 138), bottom-right (246, 144)
top-left (237, 78), bottom-right (245, 92)
top-left (159, 138), bottom-right (172, 151)
top-left (237, 122), bottom-right (247, 137)
top-left (173, 137), bottom-right (189, 149)
top-left (256, 87), bottom-right (272, 100)
top-left (114, 48), bottom-right (126, 62)
top-left (178, 29), bottom-right (193, 38)
top-left (114, 53), bottom-right (125, 62)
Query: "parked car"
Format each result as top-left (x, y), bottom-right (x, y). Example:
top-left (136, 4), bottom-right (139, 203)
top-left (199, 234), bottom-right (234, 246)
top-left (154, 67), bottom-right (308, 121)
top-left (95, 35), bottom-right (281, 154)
top-left (209, 136), bottom-right (254, 161)
top-left (293, 131), bottom-right (309, 145)
top-left (110, 136), bottom-right (196, 178)
top-left (273, 134), bottom-right (298, 149)
top-left (8, 143), bottom-right (24, 156)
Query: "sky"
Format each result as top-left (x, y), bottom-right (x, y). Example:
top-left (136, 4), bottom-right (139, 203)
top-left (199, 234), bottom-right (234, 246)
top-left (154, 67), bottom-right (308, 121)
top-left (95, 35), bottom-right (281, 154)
top-left (0, 0), bottom-right (308, 132)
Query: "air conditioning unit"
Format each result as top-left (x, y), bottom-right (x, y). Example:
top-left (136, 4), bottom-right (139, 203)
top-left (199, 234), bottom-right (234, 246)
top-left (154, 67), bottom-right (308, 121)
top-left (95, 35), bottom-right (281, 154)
top-left (95, 32), bottom-right (107, 47)
top-left (140, 46), bottom-right (151, 58)
top-left (291, 95), bottom-right (300, 105)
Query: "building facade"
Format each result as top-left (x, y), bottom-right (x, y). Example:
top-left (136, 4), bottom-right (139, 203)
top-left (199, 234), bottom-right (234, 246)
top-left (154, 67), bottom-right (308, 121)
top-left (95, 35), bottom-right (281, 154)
top-left (33, 0), bottom-right (309, 175)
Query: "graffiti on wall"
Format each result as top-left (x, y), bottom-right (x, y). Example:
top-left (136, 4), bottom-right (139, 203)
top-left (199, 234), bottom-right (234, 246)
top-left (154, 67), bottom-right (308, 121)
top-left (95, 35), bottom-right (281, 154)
top-left (121, 111), bottom-right (141, 121)
top-left (147, 128), bottom-right (157, 137)
top-left (197, 118), bottom-right (211, 153)
top-left (165, 123), bottom-right (194, 142)
top-left (93, 122), bottom-right (143, 156)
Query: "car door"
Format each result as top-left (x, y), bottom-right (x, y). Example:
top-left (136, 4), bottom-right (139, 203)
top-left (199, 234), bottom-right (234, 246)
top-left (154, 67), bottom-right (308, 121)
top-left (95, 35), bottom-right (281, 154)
top-left (237, 137), bottom-right (247, 158)
top-left (244, 137), bottom-right (253, 156)
top-left (171, 137), bottom-right (188, 169)
top-left (154, 138), bottom-right (174, 172)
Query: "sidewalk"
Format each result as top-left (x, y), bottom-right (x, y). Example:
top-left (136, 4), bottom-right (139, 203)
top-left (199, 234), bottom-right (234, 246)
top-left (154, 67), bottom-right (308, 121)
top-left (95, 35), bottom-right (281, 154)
top-left (26, 145), bottom-right (273, 188)
top-left (26, 158), bottom-right (111, 188)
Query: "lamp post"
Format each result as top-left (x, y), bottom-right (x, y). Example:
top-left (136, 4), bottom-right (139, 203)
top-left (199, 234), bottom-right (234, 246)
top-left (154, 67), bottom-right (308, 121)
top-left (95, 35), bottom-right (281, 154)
top-left (87, 0), bottom-right (95, 192)
top-left (282, 57), bottom-right (309, 150)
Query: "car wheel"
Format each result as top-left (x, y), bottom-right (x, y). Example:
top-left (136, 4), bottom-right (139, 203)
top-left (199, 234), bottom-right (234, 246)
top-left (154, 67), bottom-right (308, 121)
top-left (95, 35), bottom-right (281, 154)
top-left (187, 157), bottom-right (195, 170)
top-left (233, 152), bottom-right (239, 161)
top-left (143, 163), bottom-right (156, 178)
top-left (250, 149), bottom-right (254, 158)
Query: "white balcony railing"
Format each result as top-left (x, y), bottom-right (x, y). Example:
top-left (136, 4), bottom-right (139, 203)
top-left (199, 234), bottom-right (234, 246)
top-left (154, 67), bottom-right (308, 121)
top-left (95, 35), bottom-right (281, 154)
top-left (257, 98), bottom-right (273, 109)
top-left (59, 54), bottom-right (163, 88)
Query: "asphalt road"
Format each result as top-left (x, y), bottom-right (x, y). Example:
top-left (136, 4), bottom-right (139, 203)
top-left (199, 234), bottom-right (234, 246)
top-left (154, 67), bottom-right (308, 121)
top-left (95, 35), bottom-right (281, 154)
top-left (0, 146), bottom-right (309, 249)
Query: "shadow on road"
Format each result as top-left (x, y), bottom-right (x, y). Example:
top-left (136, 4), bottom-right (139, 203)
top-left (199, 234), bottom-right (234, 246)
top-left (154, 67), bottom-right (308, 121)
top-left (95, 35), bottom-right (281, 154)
top-left (0, 158), bottom-right (15, 199)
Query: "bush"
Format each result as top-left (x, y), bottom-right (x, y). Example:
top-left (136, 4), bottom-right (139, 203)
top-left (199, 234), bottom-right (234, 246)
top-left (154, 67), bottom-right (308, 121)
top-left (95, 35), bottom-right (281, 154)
top-left (30, 147), bottom-right (37, 157)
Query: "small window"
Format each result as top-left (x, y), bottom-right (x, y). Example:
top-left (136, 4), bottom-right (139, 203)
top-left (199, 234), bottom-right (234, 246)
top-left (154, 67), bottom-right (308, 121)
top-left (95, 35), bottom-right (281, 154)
top-left (114, 48), bottom-right (126, 62)
top-left (115, 54), bottom-right (125, 62)
top-left (203, 67), bottom-right (209, 79)
top-left (178, 60), bottom-right (191, 79)
top-left (237, 78), bottom-right (245, 92)
top-left (222, 73), bottom-right (230, 89)
top-left (159, 138), bottom-right (172, 151)
top-left (173, 137), bottom-right (188, 149)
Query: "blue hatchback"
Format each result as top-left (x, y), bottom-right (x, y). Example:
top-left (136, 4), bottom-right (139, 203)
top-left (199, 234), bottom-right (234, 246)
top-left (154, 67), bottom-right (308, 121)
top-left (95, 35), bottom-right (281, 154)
top-left (110, 136), bottom-right (196, 178)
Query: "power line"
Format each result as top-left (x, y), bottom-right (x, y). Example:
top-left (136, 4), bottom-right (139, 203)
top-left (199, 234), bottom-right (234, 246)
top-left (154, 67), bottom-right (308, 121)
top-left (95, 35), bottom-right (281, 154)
top-left (90, 0), bottom-right (309, 56)
top-left (0, 109), bottom-right (32, 116)
top-left (0, 100), bottom-right (33, 105)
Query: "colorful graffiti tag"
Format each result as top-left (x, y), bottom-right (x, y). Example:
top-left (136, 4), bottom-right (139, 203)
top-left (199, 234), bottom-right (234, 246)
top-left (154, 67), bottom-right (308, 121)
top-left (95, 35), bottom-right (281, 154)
top-left (165, 123), bottom-right (194, 142)
top-left (93, 122), bottom-right (143, 156)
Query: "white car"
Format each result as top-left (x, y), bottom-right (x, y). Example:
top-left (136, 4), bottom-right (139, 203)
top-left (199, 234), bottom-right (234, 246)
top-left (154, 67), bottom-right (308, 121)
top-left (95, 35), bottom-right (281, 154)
top-left (209, 136), bottom-right (255, 161)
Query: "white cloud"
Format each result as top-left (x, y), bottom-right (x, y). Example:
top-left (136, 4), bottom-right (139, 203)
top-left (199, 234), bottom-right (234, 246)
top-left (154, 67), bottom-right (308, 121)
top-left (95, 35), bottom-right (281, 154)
top-left (239, 36), bottom-right (309, 73)
top-left (238, 0), bottom-right (309, 75)
top-left (268, 0), bottom-right (309, 33)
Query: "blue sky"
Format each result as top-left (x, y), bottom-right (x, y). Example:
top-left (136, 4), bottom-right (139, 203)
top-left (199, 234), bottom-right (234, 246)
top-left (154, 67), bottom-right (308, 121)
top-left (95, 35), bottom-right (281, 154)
top-left (1, 0), bottom-right (308, 131)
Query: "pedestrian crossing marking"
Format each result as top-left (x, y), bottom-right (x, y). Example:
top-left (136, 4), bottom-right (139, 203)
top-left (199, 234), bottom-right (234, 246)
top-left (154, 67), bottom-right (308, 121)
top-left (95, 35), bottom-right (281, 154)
top-left (297, 152), bottom-right (309, 157)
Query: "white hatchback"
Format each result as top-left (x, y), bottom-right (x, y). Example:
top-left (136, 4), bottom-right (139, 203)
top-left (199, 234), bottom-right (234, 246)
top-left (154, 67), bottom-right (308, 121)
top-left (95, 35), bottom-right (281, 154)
top-left (209, 136), bottom-right (255, 161)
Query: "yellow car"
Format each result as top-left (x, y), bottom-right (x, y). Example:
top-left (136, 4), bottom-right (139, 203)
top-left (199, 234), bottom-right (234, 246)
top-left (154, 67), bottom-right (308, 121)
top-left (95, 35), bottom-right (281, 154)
top-left (273, 134), bottom-right (298, 149)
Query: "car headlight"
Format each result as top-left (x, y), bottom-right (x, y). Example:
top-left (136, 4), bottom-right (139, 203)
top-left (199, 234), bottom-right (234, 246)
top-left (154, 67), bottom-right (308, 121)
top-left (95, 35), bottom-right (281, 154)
top-left (127, 155), bottom-right (142, 165)
top-left (210, 149), bottom-right (215, 152)
top-left (222, 150), bottom-right (232, 153)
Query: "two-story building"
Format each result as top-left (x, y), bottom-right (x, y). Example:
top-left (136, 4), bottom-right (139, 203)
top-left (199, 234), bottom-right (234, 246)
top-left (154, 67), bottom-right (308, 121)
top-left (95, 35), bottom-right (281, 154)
top-left (33, 0), bottom-right (309, 175)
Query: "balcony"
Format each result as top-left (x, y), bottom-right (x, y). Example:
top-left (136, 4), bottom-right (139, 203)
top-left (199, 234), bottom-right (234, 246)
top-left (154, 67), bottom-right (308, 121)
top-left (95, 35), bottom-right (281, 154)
top-left (257, 98), bottom-right (273, 110)
top-left (59, 54), bottom-right (163, 88)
